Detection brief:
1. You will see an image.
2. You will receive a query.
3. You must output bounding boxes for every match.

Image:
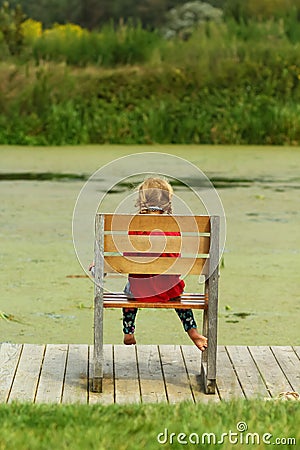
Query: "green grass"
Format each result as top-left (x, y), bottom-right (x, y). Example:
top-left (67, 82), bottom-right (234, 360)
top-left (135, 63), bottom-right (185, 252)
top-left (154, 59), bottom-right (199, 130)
top-left (0, 400), bottom-right (298, 449)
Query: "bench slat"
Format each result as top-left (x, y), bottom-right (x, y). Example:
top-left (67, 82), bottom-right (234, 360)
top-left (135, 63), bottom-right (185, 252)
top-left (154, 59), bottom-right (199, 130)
top-left (104, 214), bottom-right (210, 233)
top-left (104, 256), bottom-right (207, 275)
top-left (104, 234), bottom-right (210, 254)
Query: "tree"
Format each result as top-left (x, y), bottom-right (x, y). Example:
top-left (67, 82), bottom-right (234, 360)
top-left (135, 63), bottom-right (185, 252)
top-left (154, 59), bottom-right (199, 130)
top-left (0, 1), bottom-right (26, 54)
top-left (137, 0), bottom-right (170, 28)
top-left (80, 0), bottom-right (113, 29)
top-left (0, 0), bottom-right (227, 30)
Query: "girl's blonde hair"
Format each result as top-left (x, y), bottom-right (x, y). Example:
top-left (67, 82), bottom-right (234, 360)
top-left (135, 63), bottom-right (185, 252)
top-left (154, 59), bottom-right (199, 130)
top-left (136, 177), bottom-right (173, 214)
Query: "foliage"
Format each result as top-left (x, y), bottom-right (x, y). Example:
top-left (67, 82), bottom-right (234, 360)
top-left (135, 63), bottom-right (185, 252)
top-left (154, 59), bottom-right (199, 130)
top-left (21, 18), bottom-right (42, 44)
top-left (0, 3), bottom-right (300, 146)
top-left (31, 21), bottom-right (160, 66)
top-left (0, 1), bottom-right (26, 55)
top-left (162, 1), bottom-right (223, 39)
top-left (1, 0), bottom-right (300, 30)
top-left (1, 40), bottom-right (300, 146)
top-left (0, 0), bottom-right (220, 29)
top-left (244, 0), bottom-right (300, 21)
top-left (1, 0), bottom-right (83, 28)
top-left (224, 0), bottom-right (300, 23)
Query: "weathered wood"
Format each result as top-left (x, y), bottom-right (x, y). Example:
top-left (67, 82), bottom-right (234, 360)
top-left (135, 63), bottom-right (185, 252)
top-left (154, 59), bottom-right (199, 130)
top-left (201, 309), bottom-right (208, 365)
top-left (136, 345), bottom-right (167, 403)
top-left (89, 345), bottom-right (114, 405)
top-left (93, 213), bottom-right (105, 393)
top-left (114, 345), bottom-right (141, 404)
top-left (271, 346), bottom-right (300, 392)
top-left (35, 344), bottom-right (68, 403)
top-left (104, 234), bottom-right (210, 255)
top-left (159, 345), bottom-right (194, 403)
top-left (103, 292), bottom-right (207, 310)
top-left (226, 346), bottom-right (268, 399)
top-left (95, 213), bottom-right (218, 395)
top-left (104, 214), bottom-right (211, 233)
top-left (0, 344), bottom-right (299, 404)
top-left (216, 346), bottom-right (244, 400)
top-left (0, 343), bottom-right (22, 403)
top-left (248, 346), bottom-right (293, 398)
top-left (62, 344), bottom-right (89, 404)
top-left (8, 344), bottom-right (45, 403)
top-left (203, 216), bottom-right (219, 393)
top-left (104, 255), bottom-right (207, 275)
top-left (201, 277), bottom-right (209, 366)
top-left (181, 345), bottom-right (220, 403)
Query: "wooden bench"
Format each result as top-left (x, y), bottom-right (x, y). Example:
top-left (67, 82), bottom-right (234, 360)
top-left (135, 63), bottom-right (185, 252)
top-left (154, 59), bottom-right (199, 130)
top-left (92, 213), bottom-right (220, 394)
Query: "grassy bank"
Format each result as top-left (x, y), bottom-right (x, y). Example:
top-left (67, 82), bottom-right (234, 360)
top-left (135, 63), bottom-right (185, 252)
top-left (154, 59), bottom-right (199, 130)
top-left (0, 19), bottom-right (299, 145)
top-left (0, 60), bottom-right (299, 146)
top-left (0, 400), bottom-right (298, 449)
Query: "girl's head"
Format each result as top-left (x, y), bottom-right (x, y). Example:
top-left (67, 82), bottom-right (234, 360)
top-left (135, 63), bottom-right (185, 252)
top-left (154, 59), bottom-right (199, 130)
top-left (136, 177), bottom-right (173, 214)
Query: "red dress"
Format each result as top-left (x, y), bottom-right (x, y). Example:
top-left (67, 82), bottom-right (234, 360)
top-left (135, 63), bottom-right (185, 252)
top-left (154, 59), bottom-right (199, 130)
top-left (125, 230), bottom-right (185, 302)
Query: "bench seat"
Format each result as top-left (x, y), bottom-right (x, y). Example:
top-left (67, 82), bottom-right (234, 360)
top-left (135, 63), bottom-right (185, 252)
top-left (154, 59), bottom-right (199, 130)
top-left (103, 292), bottom-right (208, 309)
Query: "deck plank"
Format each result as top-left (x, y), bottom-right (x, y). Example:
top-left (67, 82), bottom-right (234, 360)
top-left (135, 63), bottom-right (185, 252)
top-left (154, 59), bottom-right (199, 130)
top-left (1, 344), bottom-right (299, 404)
top-left (216, 346), bottom-right (244, 400)
top-left (271, 346), bottom-right (300, 392)
top-left (8, 344), bottom-right (45, 403)
top-left (35, 344), bottom-right (68, 404)
top-left (89, 345), bottom-right (114, 405)
top-left (181, 345), bottom-right (220, 403)
top-left (226, 346), bottom-right (269, 399)
top-left (0, 343), bottom-right (22, 403)
top-left (136, 345), bottom-right (167, 403)
top-left (248, 346), bottom-right (293, 398)
top-left (159, 345), bottom-right (194, 404)
top-left (62, 344), bottom-right (89, 404)
top-left (114, 345), bottom-right (141, 404)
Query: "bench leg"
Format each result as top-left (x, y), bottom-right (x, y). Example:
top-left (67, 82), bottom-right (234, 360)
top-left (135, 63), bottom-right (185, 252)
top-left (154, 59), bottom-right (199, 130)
top-left (202, 309), bottom-right (208, 365)
top-left (201, 288), bottom-right (218, 394)
top-left (92, 376), bottom-right (103, 393)
top-left (92, 214), bottom-right (104, 393)
top-left (92, 320), bottom-right (103, 393)
top-left (201, 266), bottom-right (219, 392)
top-left (201, 363), bottom-right (216, 394)
top-left (92, 293), bottom-right (104, 393)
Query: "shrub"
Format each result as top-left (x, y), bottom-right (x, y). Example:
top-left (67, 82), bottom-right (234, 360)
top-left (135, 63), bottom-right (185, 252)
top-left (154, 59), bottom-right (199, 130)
top-left (21, 18), bottom-right (42, 44)
top-left (162, 1), bottom-right (223, 39)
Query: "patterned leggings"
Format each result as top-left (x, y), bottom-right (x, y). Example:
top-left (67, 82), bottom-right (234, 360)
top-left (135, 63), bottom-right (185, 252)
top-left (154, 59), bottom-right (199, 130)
top-left (122, 308), bottom-right (197, 334)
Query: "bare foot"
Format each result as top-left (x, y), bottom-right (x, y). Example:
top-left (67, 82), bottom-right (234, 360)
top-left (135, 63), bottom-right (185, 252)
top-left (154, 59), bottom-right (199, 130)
top-left (187, 328), bottom-right (207, 351)
top-left (123, 334), bottom-right (136, 345)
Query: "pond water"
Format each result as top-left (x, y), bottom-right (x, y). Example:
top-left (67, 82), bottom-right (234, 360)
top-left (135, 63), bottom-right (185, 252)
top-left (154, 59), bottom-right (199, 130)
top-left (0, 145), bottom-right (299, 345)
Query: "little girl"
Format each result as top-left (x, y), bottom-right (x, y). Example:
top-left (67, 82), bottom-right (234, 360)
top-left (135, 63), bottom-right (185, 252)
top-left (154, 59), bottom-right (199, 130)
top-left (123, 177), bottom-right (207, 352)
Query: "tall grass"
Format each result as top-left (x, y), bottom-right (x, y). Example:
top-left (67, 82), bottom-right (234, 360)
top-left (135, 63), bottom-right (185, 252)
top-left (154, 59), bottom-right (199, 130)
top-left (0, 18), bottom-right (300, 145)
top-left (31, 22), bottom-right (161, 67)
top-left (0, 61), bottom-right (299, 146)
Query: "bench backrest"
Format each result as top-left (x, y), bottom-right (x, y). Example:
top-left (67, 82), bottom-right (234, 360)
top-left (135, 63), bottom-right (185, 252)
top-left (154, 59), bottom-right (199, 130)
top-left (95, 213), bottom-right (220, 278)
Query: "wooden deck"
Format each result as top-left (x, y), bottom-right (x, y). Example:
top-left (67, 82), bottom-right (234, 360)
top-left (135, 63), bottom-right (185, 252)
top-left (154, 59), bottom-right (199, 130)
top-left (0, 343), bottom-right (299, 404)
